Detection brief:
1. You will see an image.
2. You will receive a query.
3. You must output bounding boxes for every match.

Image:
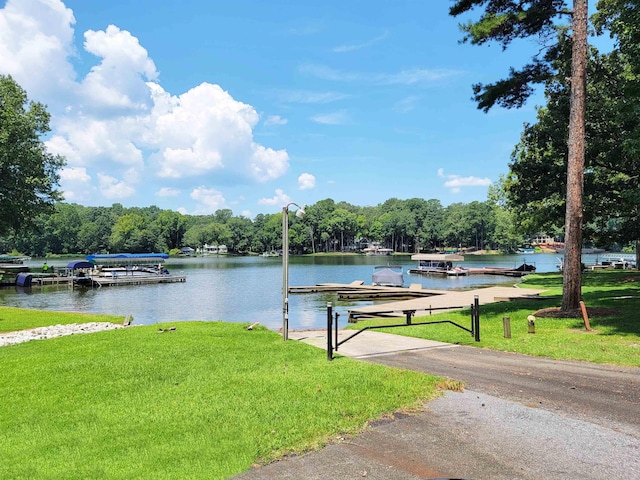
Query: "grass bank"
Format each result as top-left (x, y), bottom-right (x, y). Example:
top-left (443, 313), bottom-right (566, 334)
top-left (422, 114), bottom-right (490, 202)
top-left (0, 311), bottom-right (442, 479)
top-left (349, 270), bottom-right (640, 367)
top-left (0, 306), bottom-right (126, 332)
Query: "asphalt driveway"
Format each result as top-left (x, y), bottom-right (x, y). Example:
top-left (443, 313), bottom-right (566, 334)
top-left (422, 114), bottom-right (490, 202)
top-left (235, 331), bottom-right (640, 480)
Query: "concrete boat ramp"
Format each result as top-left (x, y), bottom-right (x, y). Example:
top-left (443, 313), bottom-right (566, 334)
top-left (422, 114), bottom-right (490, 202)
top-left (290, 282), bottom-right (545, 322)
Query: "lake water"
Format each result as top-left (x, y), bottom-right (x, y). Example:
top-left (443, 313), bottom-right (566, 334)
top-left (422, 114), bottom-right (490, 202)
top-left (0, 253), bottom-right (577, 331)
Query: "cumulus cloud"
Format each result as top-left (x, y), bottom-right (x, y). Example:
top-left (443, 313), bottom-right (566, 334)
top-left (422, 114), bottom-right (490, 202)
top-left (156, 187), bottom-right (180, 197)
top-left (0, 0), bottom-right (290, 209)
top-left (59, 166), bottom-right (95, 202)
top-left (298, 173), bottom-right (316, 190)
top-left (80, 25), bottom-right (158, 114)
top-left (438, 168), bottom-right (491, 194)
top-left (0, 0), bottom-right (77, 105)
top-left (147, 82), bottom-right (289, 182)
top-left (190, 186), bottom-right (226, 214)
top-left (258, 189), bottom-right (291, 207)
top-left (97, 172), bottom-right (135, 199)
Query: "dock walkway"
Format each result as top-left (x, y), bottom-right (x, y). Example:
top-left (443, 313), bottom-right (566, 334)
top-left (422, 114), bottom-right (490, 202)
top-left (344, 286), bottom-right (546, 322)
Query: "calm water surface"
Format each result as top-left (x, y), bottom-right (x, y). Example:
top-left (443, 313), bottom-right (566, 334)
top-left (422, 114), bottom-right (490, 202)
top-left (0, 254), bottom-right (569, 331)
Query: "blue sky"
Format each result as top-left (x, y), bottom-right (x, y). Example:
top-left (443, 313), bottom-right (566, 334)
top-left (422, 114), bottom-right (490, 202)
top-left (1, 0), bottom-right (551, 218)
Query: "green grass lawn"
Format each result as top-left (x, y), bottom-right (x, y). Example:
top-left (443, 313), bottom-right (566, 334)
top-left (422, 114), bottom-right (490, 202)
top-left (0, 314), bottom-right (442, 479)
top-left (0, 306), bottom-right (126, 332)
top-left (350, 270), bottom-right (640, 366)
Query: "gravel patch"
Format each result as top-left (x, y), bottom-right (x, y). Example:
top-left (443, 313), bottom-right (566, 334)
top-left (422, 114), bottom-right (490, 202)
top-left (0, 322), bottom-right (126, 347)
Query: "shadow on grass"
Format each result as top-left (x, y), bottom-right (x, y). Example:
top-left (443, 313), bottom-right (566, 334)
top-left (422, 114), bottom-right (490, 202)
top-left (517, 270), bottom-right (640, 336)
top-left (522, 270), bottom-right (640, 289)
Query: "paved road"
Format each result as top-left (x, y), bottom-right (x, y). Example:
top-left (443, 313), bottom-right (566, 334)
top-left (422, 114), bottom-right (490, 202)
top-left (368, 343), bottom-right (640, 438)
top-left (235, 331), bottom-right (640, 480)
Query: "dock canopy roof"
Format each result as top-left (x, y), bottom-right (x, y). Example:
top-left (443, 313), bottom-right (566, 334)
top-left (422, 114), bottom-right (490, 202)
top-left (411, 253), bottom-right (464, 262)
top-left (67, 260), bottom-right (94, 270)
top-left (86, 253), bottom-right (169, 266)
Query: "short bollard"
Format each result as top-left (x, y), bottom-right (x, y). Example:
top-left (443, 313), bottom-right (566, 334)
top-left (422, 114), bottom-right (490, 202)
top-left (502, 316), bottom-right (511, 338)
top-left (527, 315), bottom-right (536, 334)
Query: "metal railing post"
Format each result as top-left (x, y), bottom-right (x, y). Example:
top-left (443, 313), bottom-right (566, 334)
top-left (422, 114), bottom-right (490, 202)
top-left (327, 302), bottom-right (333, 361)
top-left (334, 311), bottom-right (339, 351)
top-left (474, 295), bottom-right (480, 342)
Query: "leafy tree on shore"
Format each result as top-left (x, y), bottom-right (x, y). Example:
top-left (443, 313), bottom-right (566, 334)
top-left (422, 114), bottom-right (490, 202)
top-left (450, 0), bottom-right (589, 310)
top-left (0, 75), bottom-right (65, 236)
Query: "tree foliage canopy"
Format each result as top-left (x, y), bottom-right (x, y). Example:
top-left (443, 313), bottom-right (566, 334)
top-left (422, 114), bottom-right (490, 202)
top-left (450, 1), bottom-right (572, 111)
top-left (0, 75), bottom-right (65, 236)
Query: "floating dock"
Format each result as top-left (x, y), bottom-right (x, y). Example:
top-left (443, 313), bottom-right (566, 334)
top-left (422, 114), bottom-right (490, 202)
top-left (289, 282), bottom-right (545, 323)
top-left (7, 274), bottom-right (186, 288)
top-left (79, 275), bottom-right (186, 287)
top-left (346, 286), bottom-right (545, 322)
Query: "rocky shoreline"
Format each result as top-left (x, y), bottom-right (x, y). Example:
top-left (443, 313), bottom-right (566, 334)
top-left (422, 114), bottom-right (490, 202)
top-left (0, 322), bottom-right (127, 347)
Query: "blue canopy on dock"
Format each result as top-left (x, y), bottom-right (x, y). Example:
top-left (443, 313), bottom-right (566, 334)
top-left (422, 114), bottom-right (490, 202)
top-left (67, 260), bottom-right (94, 270)
top-left (86, 253), bottom-right (169, 266)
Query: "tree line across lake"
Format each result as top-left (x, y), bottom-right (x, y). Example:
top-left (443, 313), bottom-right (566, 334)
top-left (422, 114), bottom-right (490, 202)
top-left (1, 197), bottom-right (540, 257)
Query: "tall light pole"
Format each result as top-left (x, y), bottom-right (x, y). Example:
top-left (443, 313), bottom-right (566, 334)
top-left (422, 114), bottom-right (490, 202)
top-left (282, 202), bottom-right (305, 340)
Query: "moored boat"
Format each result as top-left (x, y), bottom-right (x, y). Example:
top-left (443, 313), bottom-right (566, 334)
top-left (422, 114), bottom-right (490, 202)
top-left (408, 253), bottom-right (465, 275)
top-left (76, 253), bottom-right (185, 287)
top-left (372, 265), bottom-right (404, 287)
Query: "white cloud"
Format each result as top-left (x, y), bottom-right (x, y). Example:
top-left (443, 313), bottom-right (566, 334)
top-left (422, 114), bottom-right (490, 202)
top-left (0, 0), bottom-right (77, 105)
top-left (438, 168), bottom-right (491, 194)
top-left (264, 114), bottom-right (287, 126)
top-left (80, 25), bottom-right (158, 114)
top-left (311, 110), bottom-right (349, 125)
top-left (0, 0), bottom-right (291, 208)
top-left (190, 186), bottom-right (226, 214)
top-left (333, 31), bottom-right (388, 53)
top-left (258, 189), bottom-right (291, 207)
top-left (299, 63), bottom-right (460, 85)
top-left (272, 90), bottom-right (350, 104)
top-left (148, 82), bottom-right (289, 182)
top-left (97, 172), bottom-right (135, 199)
top-left (59, 166), bottom-right (96, 202)
top-left (298, 173), bottom-right (316, 190)
top-left (393, 95), bottom-right (420, 113)
top-left (287, 22), bottom-right (323, 36)
top-left (156, 187), bottom-right (180, 197)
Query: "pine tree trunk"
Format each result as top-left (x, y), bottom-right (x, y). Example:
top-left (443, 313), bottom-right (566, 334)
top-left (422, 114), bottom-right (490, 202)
top-left (562, 0), bottom-right (588, 311)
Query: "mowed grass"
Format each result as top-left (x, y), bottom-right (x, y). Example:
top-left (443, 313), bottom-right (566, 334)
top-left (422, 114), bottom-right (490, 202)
top-left (350, 270), bottom-right (640, 367)
top-left (0, 314), bottom-right (442, 479)
top-left (0, 306), bottom-right (127, 332)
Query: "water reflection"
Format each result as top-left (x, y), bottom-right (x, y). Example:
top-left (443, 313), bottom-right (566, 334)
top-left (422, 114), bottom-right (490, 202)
top-left (0, 254), bottom-right (567, 331)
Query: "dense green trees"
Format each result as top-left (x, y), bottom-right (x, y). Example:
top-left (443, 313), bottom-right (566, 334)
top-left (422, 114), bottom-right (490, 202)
top-left (502, 1), bottom-right (640, 263)
top-left (0, 198), bottom-right (545, 257)
top-left (0, 75), bottom-right (65, 236)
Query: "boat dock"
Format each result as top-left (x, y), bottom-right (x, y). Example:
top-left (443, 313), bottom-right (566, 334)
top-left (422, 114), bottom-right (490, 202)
top-left (7, 273), bottom-right (186, 288)
top-left (290, 282), bottom-right (545, 323)
top-left (347, 286), bottom-right (545, 322)
top-left (465, 266), bottom-right (535, 277)
top-left (78, 275), bottom-right (186, 287)
top-left (289, 282), bottom-right (443, 300)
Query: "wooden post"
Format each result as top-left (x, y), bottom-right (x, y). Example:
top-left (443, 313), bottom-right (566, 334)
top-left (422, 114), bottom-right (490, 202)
top-left (579, 301), bottom-right (592, 331)
top-left (527, 315), bottom-right (536, 334)
top-left (502, 317), bottom-right (511, 338)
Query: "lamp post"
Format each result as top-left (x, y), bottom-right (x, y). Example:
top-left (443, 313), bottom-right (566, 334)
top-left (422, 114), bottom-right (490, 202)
top-left (282, 202), bottom-right (305, 340)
